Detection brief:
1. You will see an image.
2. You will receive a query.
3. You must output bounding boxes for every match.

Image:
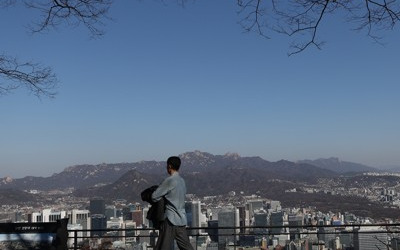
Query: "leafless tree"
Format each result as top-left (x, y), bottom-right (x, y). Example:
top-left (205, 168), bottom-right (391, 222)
top-left (0, 0), bottom-right (112, 97)
top-left (25, 0), bottom-right (112, 37)
top-left (2, 1), bottom-right (399, 96)
top-left (237, 0), bottom-right (400, 55)
top-left (0, 55), bottom-right (57, 97)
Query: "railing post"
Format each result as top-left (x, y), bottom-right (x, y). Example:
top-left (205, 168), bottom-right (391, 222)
top-left (74, 230), bottom-right (78, 250)
top-left (234, 226), bottom-right (236, 250)
top-left (63, 223), bottom-right (400, 249)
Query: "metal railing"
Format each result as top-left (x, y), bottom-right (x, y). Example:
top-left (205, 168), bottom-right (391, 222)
top-left (66, 223), bottom-right (400, 250)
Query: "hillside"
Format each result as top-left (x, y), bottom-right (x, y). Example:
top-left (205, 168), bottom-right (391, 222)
top-left (0, 151), bottom-right (335, 191)
top-left (298, 157), bottom-right (378, 173)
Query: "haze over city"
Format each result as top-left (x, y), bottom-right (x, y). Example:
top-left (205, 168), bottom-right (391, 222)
top-left (1, 1), bottom-right (400, 178)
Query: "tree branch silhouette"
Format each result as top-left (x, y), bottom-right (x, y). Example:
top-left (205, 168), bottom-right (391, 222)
top-left (25, 0), bottom-right (112, 37)
top-left (0, 56), bottom-right (57, 98)
top-left (2, 0), bottom-right (399, 97)
top-left (237, 0), bottom-right (400, 55)
top-left (0, 0), bottom-right (112, 97)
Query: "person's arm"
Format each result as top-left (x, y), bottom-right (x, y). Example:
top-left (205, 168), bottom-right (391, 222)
top-left (151, 177), bottom-right (175, 202)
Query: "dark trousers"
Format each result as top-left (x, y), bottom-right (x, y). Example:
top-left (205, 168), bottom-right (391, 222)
top-left (155, 219), bottom-right (194, 250)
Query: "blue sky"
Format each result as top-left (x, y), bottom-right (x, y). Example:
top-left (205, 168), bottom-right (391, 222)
top-left (1, 1), bottom-right (400, 177)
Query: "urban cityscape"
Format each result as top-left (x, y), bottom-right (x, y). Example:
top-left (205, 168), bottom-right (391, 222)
top-left (2, 1), bottom-right (400, 250)
top-left (1, 165), bottom-right (400, 249)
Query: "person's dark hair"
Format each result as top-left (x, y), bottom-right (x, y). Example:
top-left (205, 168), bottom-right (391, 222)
top-left (167, 156), bottom-right (181, 171)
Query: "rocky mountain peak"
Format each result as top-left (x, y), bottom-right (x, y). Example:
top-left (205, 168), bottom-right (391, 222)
top-left (1, 176), bottom-right (13, 184)
top-left (180, 150), bottom-right (213, 159)
top-left (223, 152), bottom-right (240, 160)
top-left (179, 151), bottom-right (216, 166)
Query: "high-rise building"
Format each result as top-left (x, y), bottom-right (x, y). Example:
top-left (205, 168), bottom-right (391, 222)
top-left (254, 209), bottom-right (269, 236)
top-left (247, 199), bottom-right (264, 220)
top-left (123, 221), bottom-right (137, 244)
top-left (191, 200), bottom-right (201, 235)
top-left (91, 214), bottom-right (107, 237)
top-left (28, 212), bottom-right (42, 223)
top-left (288, 214), bottom-right (304, 240)
top-left (68, 209), bottom-right (90, 225)
top-left (206, 220), bottom-right (219, 243)
top-left (237, 205), bottom-right (250, 233)
top-left (90, 198), bottom-right (105, 215)
top-left (353, 227), bottom-right (388, 250)
top-left (269, 211), bottom-right (284, 235)
top-left (68, 209), bottom-right (90, 237)
top-left (28, 209), bottom-right (66, 223)
top-left (132, 210), bottom-right (143, 227)
top-left (122, 206), bottom-right (133, 220)
top-left (185, 201), bottom-right (193, 227)
top-left (121, 203), bottom-right (142, 221)
top-left (217, 207), bottom-right (239, 248)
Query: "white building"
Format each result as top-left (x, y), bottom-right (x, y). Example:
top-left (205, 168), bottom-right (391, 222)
top-left (67, 209), bottom-right (91, 237)
top-left (29, 209), bottom-right (66, 222)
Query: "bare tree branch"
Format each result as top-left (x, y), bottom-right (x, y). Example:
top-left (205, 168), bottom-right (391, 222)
top-left (1, 0), bottom-right (399, 98)
top-left (237, 0), bottom-right (270, 38)
top-left (24, 0), bottom-right (113, 38)
top-left (0, 55), bottom-right (58, 98)
top-left (0, 0), bottom-right (112, 98)
top-left (236, 0), bottom-right (400, 55)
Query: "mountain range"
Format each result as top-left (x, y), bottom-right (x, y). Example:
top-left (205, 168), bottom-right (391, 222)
top-left (297, 157), bottom-right (379, 173)
top-left (2, 151), bottom-right (399, 220)
top-left (0, 151), bottom-right (380, 199)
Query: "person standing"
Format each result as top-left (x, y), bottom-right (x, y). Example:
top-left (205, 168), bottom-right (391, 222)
top-left (151, 156), bottom-right (194, 250)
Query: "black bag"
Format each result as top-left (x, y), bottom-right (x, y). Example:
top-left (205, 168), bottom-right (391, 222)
top-left (141, 185), bottom-right (165, 229)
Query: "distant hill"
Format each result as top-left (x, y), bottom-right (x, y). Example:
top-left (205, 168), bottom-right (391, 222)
top-left (297, 157), bottom-right (379, 174)
top-left (0, 161), bottom-right (164, 190)
top-left (178, 151), bottom-right (337, 180)
top-left (0, 189), bottom-right (41, 205)
top-left (73, 151), bottom-right (337, 201)
top-left (0, 151), bottom-right (336, 192)
top-left (2, 151), bottom-right (399, 220)
top-left (0, 163), bottom-right (133, 190)
top-left (73, 170), bottom-right (163, 202)
top-left (73, 165), bottom-right (300, 202)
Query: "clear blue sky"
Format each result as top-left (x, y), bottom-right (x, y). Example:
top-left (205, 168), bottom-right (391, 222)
top-left (1, 1), bottom-right (399, 178)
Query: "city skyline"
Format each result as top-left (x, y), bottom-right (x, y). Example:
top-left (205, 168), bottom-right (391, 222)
top-left (1, 1), bottom-right (400, 178)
